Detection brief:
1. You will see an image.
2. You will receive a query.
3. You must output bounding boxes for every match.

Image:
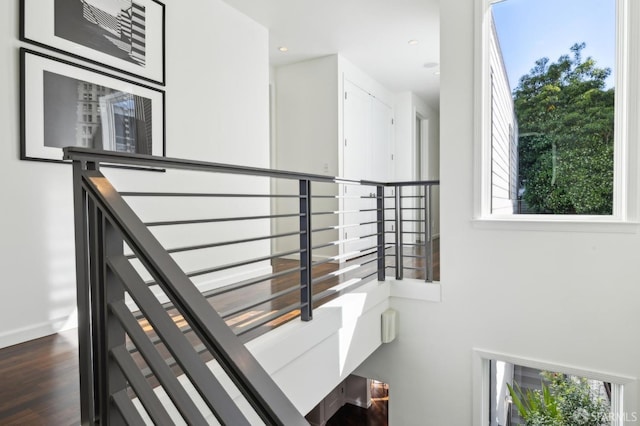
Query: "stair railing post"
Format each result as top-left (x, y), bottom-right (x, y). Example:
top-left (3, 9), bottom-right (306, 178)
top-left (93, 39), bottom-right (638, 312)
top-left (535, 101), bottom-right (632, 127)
top-left (376, 185), bottom-right (385, 281)
top-left (103, 220), bottom-right (128, 423)
top-left (395, 185), bottom-right (404, 280)
top-left (72, 160), bottom-right (95, 426)
top-left (78, 160), bottom-right (128, 425)
top-left (424, 184), bottom-right (434, 282)
top-left (299, 179), bottom-right (313, 321)
top-left (86, 166), bottom-right (109, 424)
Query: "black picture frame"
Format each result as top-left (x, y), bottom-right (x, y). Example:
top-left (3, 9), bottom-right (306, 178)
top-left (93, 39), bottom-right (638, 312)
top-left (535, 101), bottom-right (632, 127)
top-left (20, 0), bottom-right (166, 86)
top-left (21, 48), bottom-right (166, 164)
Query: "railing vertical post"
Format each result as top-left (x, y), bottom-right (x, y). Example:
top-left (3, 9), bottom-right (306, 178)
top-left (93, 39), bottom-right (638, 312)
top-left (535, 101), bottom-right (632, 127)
top-left (395, 185), bottom-right (403, 280)
top-left (424, 184), bottom-right (434, 282)
top-left (86, 169), bottom-right (107, 424)
top-left (103, 220), bottom-right (128, 423)
top-left (72, 160), bottom-right (94, 426)
top-left (82, 162), bottom-right (127, 425)
top-left (299, 179), bottom-right (313, 321)
top-left (376, 185), bottom-right (385, 281)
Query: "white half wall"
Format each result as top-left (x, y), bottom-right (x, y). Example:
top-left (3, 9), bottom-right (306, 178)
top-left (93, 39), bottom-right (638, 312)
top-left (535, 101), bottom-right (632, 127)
top-left (134, 279), bottom-right (390, 424)
top-left (0, 0), bottom-right (271, 348)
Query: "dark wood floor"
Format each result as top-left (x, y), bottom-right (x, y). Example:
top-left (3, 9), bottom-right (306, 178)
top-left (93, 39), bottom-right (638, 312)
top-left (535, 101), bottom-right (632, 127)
top-left (0, 329), bottom-right (80, 425)
top-left (326, 381), bottom-right (388, 426)
top-left (0, 242), bottom-right (437, 425)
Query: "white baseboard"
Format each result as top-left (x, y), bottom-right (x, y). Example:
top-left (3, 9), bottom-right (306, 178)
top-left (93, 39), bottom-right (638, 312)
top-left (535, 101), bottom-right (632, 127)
top-left (345, 397), bottom-right (370, 409)
top-left (0, 265), bottom-right (274, 349)
top-left (0, 316), bottom-right (73, 349)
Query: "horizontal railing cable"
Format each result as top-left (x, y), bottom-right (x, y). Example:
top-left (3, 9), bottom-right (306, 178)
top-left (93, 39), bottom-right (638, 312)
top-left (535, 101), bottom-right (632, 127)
top-left (235, 303), bottom-right (304, 337)
top-left (311, 232), bottom-right (378, 251)
top-left (144, 212), bottom-right (302, 227)
top-left (311, 247), bottom-right (378, 267)
top-left (311, 271), bottom-right (378, 302)
top-left (204, 266), bottom-right (303, 298)
top-left (184, 249), bottom-right (304, 279)
top-left (220, 285), bottom-right (304, 320)
top-left (121, 192), bottom-right (302, 198)
top-left (125, 230), bottom-right (303, 259)
top-left (311, 257), bottom-right (379, 286)
top-left (311, 221), bottom-right (368, 233)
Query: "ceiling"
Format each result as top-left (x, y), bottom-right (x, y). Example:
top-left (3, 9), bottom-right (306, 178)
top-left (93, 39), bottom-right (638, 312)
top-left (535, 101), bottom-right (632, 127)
top-left (221, 0), bottom-right (441, 110)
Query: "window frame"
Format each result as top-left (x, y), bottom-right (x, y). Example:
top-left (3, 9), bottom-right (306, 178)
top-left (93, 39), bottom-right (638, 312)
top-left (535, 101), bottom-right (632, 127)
top-left (474, 0), bottom-right (639, 229)
top-left (473, 349), bottom-right (634, 426)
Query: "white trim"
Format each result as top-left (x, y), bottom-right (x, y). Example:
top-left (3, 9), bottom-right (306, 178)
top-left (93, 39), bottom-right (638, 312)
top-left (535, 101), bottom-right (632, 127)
top-left (472, 217), bottom-right (640, 234)
top-left (475, 0), bottom-right (638, 225)
top-left (473, 348), bottom-right (636, 426)
top-left (0, 316), bottom-right (73, 349)
top-left (389, 279), bottom-right (441, 302)
top-left (474, 0), bottom-right (493, 220)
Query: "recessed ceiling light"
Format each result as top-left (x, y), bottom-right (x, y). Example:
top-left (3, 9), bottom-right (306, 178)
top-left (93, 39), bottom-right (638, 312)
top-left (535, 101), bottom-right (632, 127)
top-left (278, 46), bottom-right (289, 52)
top-left (423, 62), bottom-right (439, 69)
top-left (408, 39), bottom-right (419, 46)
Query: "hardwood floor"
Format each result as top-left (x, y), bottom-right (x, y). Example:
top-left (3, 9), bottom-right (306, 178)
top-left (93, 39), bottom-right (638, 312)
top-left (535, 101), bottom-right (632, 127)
top-left (325, 381), bottom-right (389, 426)
top-left (0, 242), bottom-right (437, 424)
top-left (0, 329), bottom-right (80, 426)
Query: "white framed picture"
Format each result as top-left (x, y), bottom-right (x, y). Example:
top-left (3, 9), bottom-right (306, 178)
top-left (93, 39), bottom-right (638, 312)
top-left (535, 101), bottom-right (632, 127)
top-left (21, 48), bottom-right (165, 163)
top-left (21, 0), bottom-right (165, 85)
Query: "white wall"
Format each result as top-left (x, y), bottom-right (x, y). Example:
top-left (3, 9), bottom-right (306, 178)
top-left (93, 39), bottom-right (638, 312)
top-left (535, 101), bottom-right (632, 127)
top-left (0, 0), bottom-right (271, 348)
top-left (274, 55), bottom-right (339, 177)
top-left (355, 0), bottom-right (640, 424)
top-left (393, 92), bottom-right (440, 240)
top-left (273, 55), bottom-right (340, 260)
top-left (393, 92), bottom-right (439, 182)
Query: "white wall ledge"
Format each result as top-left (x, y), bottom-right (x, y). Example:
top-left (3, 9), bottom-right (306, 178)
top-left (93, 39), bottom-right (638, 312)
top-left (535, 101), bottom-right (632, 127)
top-left (472, 217), bottom-right (640, 234)
top-left (388, 278), bottom-right (442, 302)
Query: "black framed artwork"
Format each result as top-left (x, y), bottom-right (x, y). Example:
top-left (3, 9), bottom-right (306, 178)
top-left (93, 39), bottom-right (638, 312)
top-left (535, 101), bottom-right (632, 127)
top-left (21, 48), bottom-right (165, 163)
top-left (21, 0), bottom-right (165, 85)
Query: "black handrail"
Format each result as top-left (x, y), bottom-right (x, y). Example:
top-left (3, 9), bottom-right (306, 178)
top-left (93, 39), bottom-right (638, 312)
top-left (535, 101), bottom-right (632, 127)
top-left (63, 146), bottom-right (439, 188)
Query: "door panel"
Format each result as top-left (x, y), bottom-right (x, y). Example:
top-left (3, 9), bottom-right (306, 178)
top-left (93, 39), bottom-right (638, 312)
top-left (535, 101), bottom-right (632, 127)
top-left (342, 81), bottom-right (392, 258)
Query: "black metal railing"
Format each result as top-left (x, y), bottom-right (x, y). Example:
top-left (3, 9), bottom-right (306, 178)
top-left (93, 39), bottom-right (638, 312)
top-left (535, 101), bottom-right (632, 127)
top-left (66, 147), bottom-right (439, 425)
top-left (385, 182), bottom-right (439, 282)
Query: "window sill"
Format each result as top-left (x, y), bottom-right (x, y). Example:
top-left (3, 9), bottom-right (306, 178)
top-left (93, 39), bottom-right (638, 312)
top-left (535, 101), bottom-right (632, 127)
top-left (472, 216), bottom-right (640, 233)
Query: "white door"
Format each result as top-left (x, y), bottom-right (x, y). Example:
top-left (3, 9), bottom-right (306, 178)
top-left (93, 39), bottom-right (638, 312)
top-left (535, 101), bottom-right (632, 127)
top-left (342, 80), bottom-right (393, 258)
top-left (370, 97), bottom-right (392, 181)
top-left (343, 80), bottom-right (372, 257)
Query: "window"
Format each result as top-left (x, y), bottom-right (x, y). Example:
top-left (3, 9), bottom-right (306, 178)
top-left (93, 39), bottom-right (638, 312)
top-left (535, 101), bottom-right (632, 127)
top-left (476, 0), bottom-right (637, 223)
top-left (474, 350), bottom-right (632, 426)
top-left (491, 361), bottom-right (613, 426)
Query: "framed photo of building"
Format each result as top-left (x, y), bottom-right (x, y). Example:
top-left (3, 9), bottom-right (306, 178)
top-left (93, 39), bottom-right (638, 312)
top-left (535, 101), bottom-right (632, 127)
top-left (21, 48), bottom-right (165, 163)
top-left (21, 0), bottom-right (165, 85)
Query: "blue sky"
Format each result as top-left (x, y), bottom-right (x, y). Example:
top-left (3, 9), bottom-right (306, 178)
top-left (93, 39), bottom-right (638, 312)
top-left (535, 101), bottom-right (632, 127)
top-left (492, 0), bottom-right (616, 90)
